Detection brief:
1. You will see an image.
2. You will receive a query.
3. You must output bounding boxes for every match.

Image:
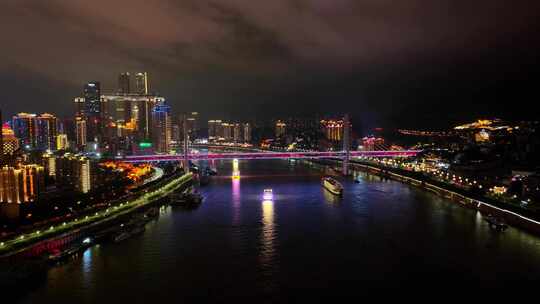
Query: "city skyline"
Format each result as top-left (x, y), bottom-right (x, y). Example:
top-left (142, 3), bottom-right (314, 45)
top-left (2, 0), bottom-right (540, 130)
top-left (2, 1), bottom-right (540, 300)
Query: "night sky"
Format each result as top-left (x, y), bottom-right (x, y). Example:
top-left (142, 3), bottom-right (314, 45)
top-left (2, 0), bottom-right (539, 131)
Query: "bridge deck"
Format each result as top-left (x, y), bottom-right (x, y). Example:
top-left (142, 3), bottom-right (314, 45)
top-left (120, 150), bottom-right (421, 162)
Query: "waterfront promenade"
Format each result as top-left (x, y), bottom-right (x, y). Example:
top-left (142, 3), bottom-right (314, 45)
top-left (0, 171), bottom-right (193, 258)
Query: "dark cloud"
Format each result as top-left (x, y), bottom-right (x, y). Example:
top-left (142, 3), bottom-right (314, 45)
top-left (1, 0), bottom-right (539, 130)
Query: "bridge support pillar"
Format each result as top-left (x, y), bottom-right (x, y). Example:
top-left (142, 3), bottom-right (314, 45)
top-left (183, 115), bottom-right (190, 174)
top-left (342, 114), bottom-right (350, 176)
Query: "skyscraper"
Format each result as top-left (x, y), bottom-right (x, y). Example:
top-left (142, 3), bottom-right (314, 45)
top-left (78, 157), bottom-right (91, 193)
top-left (275, 120), bottom-right (286, 138)
top-left (233, 123), bottom-right (242, 143)
top-left (2, 123), bottom-right (19, 155)
top-left (135, 72), bottom-right (148, 95)
top-left (56, 134), bottom-right (69, 150)
top-left (75, 115), bottom-right (87, 148)
top-left (36, 113), bottom-right (57, 151)
top-left (320, 119), bottom-right (344, 142)
top-left (118, 72), bottom-right (130, 94)
top-left (12, 113), bottom-right (37, 149)
top-left (186, 112), bottom-right (199, 140)
top-left (243, 123), bottom-right (252, 143)
top-left (83, 82), bottom-right (102, 142)
top-left (0, 164), bottom-right (44, 203)
top-left (208, 120), bottom-right (218, 140)
top-left (74, 97), bottom-right (85, 115)
top-left (151, 104), bottom-right (171, 153)
top-left (221, 122), bottom-right (233, 141)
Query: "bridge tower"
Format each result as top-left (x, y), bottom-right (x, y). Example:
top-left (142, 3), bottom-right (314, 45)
top-left (183, 114), bottom-right (190, 174)
top-left (342, 114), bottom-right (350, 176)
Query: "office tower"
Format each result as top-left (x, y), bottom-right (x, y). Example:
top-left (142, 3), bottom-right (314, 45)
top-left (74, 97), bottom-right (85, 115)
top-left (78, 157), bottom-right (91, 193)
top-left (275, 120), bottom-right (286, 138)
top-left (54, 154), bottom-right (76, 190)
top-left (0, 164), bottom-right (44, 203)
top-left (98, 94), bottom-right (163, 144)
top-left (320, 119), bottom-right (344, 142)
top-left (221, 122), bottom-right (233, 141)
top-left (36, 113), bottom-right (58, 151)
top-left (83, 81), bottom-right (102, 142)
top-left (54, 154), bottom-right (93, 193)
top-left (56, 134), bottom-right (69, 150)
top-left (137, 96), bottom-right (162, 140)
top-left (135, 72), bottom-right (149, 94)
top-left (75, 115), bottom-right (87, 148)
top-left (83, 82), bottom-right (101, 116)
top-left (42, 153), bottom-right (56, 177)
top-left (151, 104), bottom-right (171, 153)
top-left (208, 120), bottom-right (222, 141)
top-left (233, 123), bottom-right (242, 143)
top-left (12, 113), bottom-right (37, 149)
top-left (2, 123), bottom-right (19, 155)
top-left (118, 72), bottom-right (131, 94)
top-left (208, 120), bottom-right (216, 140)
top-left (186, 112), bottom-right (199, 140)
top-left (243, 123), bottom-right (252, 143)
top-left (61, 118), bottom-right (76, 144)
top-left (215, 120), bottom-right (223, 139)
top-left (170, 122), bottom-right (181, 151)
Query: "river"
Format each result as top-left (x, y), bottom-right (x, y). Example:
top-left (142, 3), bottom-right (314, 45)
top-left (17, 159), bottom-right (540, 302)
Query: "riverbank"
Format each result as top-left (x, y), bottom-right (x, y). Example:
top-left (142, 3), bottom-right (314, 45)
top-left (306, 158), bottom-right (540, 235)
top-left (0, 171), bottom-right (193, 258)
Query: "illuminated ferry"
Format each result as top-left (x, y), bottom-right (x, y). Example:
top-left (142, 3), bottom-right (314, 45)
top-left (321, 177), bottom-right (343, 196)
top-left (263, 189), bottom-right (273, 201)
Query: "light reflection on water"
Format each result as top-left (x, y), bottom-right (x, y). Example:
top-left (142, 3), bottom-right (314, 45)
top-left (232, 178), bottom-right (241, 225)
top-left (260, 199), bottom-right (275, 265)
top-left (81, 248), bottom-right (93, 287)
top-left (18, 159), bottom-right (540, 302)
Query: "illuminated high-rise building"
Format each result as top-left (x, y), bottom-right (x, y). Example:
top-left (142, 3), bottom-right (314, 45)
top-left (208, 120), bottom-right (223, 141)
top-left (208, 120), bottom-right (218, 140)
top-left (12, 113), bottom-right (37, 149)
top-left (186, 112), bottom-right (199, 140)
top-left (275, 120), bottom-right (286, 138)
top-left (221, 122), bottom-right (233, 141)
top-left (75, 115), bottom-right (87, 148)
top-left (78, 157), bottom-right (91, 193)
top-left (170, 123), bottom-right (181, 151)
top-left (42, 153), bottom-right (56, 177)
top-left (2, 123), bottom-right (19, 155)
top-left (74, 97), bottom-right (85, 115)
top-left (233, 123), bottom-right (242, 143)
top-left (320, 119), bottom-right (344, 142)
top-left (36, 113), bottom-right (57, 151)
top-left (151, 104), bottom-right (171, 153)
top-left (0, 164), bottom-right (44, 203)
top-left (243, 123), bottom-right (252, 143)
top-left (135, 72), bottom-right (149, 94)
top-left (118, 72), bottom-right (131, 94)
top-left (54, 154), bottom-right (93, 193)
top-left (56, 134), bottom-right (69, 150)
top-left (82, 81), bottom-right (102, 142)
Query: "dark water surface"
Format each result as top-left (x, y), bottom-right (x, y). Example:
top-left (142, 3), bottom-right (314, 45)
top-left (18, 159), bottom-right (540, 302)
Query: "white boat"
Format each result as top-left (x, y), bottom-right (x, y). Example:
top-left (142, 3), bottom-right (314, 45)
top-left (263, 189), bottom-right (273, 201)
top-left (322, 177), bottom-right (343, 196)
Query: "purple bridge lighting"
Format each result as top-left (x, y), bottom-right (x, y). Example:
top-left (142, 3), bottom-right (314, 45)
top-left (119, 150), bottom-right (421, 163)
